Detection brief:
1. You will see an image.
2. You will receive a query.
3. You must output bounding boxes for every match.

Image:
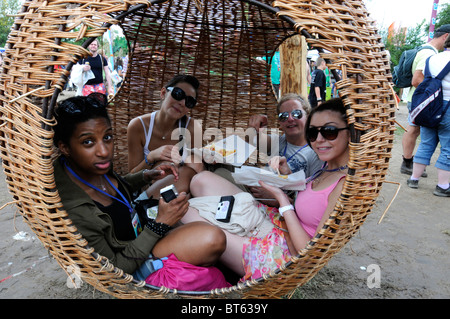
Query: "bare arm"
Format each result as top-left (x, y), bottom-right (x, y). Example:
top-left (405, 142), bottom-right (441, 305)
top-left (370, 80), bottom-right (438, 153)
top-left (248, 114), bottom-right (273, 152)
top-left (411, 69), bottom-right (424, 88)
top-left (127, 117), bottom-right (148, 173)
top-left (103, 65), bottom-right (114, 95)
top-left (258, 181), bottom-right (311, 253)
top-left (315, 86), bottom-right (322, 103)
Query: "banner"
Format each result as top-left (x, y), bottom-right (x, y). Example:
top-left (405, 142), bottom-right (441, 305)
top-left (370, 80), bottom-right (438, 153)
top-left (428, 0), bottom-right (440, 41)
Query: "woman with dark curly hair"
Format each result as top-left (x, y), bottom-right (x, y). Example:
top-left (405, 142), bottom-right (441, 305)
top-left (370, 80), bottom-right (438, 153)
top-left (53, 93), bottom-right (227, 288)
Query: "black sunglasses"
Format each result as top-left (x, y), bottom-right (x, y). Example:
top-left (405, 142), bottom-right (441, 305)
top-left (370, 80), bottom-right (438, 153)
top-left (307, 126), bottom-right (349, 142)
top-left (57, 92), bottom-right (107, 115)
top-left (278, 109), bottom-right (303, 122)
top-left (167, 86), bottom-right (197, 109)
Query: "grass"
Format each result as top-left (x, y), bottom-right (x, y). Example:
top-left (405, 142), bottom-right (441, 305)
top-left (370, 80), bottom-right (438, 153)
top-left (306, 86), bottom-right (334, 101)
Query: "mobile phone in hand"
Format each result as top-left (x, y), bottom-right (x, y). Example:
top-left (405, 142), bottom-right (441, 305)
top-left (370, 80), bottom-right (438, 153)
top-left (160, 184), bottom-right (178, 203)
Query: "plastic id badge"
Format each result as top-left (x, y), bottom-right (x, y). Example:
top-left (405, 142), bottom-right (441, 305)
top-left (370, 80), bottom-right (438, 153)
top-left (131, 210), bottom-right (143, 237)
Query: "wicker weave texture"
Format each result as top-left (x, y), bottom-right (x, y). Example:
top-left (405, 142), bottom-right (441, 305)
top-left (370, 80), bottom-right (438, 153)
top-left (0, 0), bottom-right (395, 298)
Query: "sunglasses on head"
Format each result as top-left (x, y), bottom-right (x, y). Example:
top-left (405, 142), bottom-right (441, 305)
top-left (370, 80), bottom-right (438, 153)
top-left (57, 92), bottom-right (107, 115)
top-left (278, 109), bottom-right (303, 122)
top-left (307, 126), bottom-right (349, 142)
top-left (167, 86), bottom-right (197, 109)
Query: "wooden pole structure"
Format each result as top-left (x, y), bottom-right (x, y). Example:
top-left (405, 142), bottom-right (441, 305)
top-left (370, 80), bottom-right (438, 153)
top-left (279, 34), bottom-right (308, 98)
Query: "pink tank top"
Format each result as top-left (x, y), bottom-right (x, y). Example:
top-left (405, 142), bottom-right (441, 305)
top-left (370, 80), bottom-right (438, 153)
top-left (294, 175), bottom-right (345, 238)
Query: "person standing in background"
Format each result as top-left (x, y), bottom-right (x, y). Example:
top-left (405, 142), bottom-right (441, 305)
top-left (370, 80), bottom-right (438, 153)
top-left (400, 25), bottom-right (450, 176)
top-left (80, 39), bottom-right (114, 96)
top-left (308, 57), bottom-right (327, 108)
top-left (269, 51), bottom-right (281, 100)
top-left (407, 35), bottom-right (450, 197)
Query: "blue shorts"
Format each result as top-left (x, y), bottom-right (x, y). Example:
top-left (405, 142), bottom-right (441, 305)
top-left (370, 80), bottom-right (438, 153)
top-left (413, 100), bottom-right (450, 172)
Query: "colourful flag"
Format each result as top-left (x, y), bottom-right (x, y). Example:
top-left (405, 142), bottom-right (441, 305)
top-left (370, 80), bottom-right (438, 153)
top-left (428, 0), bottom-right (440, 41)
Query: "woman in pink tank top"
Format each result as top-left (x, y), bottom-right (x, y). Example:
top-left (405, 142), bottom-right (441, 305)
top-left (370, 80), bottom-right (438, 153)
top-left (184, 98), bottom-right (351, 281)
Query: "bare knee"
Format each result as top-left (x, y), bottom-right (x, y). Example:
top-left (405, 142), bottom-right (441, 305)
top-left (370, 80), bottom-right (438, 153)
top-left (200, 225), bottom-right (227, 261)
top-left (151, 221), bottom-right (226, 266)
top-left (404, 125), bottom-right (420, 139)
top-left (184, 222), bottom-right (227, 266)
top-left (190, 171), bottom-right (213, 196)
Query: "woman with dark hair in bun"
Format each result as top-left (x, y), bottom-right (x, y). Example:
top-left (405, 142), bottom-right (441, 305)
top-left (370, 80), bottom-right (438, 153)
top-left (127, 74), bottom-right (204, 199)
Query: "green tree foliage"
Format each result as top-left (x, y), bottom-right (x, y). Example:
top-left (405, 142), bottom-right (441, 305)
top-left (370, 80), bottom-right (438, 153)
top-left (0, 0), bottom-right (21, 47)
top-left (113, 36), bottom-right (128, 55)
top-left (382, 21), bottom-right (426, 68)
top-left (424, 3), bottom-right (450, 33)
top-left (381, 2), bottom-right (449, 71)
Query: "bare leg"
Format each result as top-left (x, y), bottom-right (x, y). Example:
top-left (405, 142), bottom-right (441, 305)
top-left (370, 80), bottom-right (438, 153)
top-left (219, 231), bottom-right (246, 276)
top-left (190, 171), bottom-right (243, 197)
top-left (181, 207), bottom-right (245, 276)
top-left (437, 168), bottom-right (450, 186)
top-left (411, 163), bottom-right (426, 180)
top-left (402, 125), bottom-right (420, 159)
top-left (152, 221), bottom-right (226, 267)
top-left (146, 165), bottom-right (196, 198)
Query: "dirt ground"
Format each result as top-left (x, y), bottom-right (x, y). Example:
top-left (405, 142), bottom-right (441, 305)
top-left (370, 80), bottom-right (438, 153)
top-left (0, 102), bottom-right (449, 299)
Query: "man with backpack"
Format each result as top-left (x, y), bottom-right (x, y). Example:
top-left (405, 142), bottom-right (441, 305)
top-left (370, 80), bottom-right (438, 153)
top-left (399, 25), bottom-right (450, 176)
top-left (406, 34), bottom-right (450, 197)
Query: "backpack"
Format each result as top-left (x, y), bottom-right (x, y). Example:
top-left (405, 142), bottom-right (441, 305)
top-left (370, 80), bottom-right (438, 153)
top-left (392, 45), bottom-right (434, 88)
top-left (410, 56), bottom-right (450, 128)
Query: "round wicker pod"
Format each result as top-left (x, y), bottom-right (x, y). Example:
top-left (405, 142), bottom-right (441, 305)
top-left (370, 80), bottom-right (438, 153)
top-left (0, 0), bottom-right (396, 298)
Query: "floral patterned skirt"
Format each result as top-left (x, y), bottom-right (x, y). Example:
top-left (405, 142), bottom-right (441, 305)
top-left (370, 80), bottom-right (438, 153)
top-left (241, 204), bottom-right (292, 282)
top-left (82, 83), bottom-right (106, 96)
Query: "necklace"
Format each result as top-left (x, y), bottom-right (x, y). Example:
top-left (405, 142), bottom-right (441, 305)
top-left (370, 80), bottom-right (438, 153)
top-left (306, 164), bottom-right (348, 184)
top-left (95, 175), bottom-right (107, 192)
top-left (324, 165), bottom-right (348, 173)
top-left (160, 128), bottom-right (174, 140)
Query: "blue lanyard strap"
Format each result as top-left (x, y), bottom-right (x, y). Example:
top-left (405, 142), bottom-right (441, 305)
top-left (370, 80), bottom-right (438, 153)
top-left (62, 158), bottom-right (133, 214)
top-left (282, 143), bottom-right (308, 163)
top-left (306, 163), bottom-right (348, 184)
top-left (103, 175), bottom-right (133, 213)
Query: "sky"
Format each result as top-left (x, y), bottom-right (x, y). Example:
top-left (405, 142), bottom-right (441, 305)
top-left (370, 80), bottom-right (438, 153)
top-left (364, 0), bottom-right (450, 30)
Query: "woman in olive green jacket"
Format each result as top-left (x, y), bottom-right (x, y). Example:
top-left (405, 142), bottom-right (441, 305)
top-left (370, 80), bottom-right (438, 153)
top-left (53, 93), bottom-right (226, 280)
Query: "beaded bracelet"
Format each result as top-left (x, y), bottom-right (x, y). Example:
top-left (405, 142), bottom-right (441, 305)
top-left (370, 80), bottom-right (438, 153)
top-left (144, 155), bottom-right (154, 167)
top-left (145, 219), bottom-right (172, 237)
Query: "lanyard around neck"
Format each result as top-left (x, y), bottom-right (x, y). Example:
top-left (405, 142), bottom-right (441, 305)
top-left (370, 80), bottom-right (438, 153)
top-left (62, 158), bottom-right (133, 214)
top-left (306, 163), bottom-right (348, 184)
top-left (282, 142), bottom-right (308, 163)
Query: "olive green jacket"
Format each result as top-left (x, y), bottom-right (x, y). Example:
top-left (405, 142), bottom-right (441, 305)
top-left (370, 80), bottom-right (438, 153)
top-left (54, 157), bottom-right (161, 274)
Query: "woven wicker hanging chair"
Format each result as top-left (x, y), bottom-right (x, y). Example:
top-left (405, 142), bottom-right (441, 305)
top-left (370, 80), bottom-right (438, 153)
top-left (0, 0), bottom-right (396, 298)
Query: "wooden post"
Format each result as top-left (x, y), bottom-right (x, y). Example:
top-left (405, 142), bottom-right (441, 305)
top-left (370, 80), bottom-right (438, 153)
top-left (279, 35), bottom-right (308, 98)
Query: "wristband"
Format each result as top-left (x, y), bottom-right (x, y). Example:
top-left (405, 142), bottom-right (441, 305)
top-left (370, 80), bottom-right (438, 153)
top-left (145, 219), bottom-right (172, 237)
top-left (317, 98), bottom-right (322, 101)
top-left (278, 205), bottom-right (294, 216)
